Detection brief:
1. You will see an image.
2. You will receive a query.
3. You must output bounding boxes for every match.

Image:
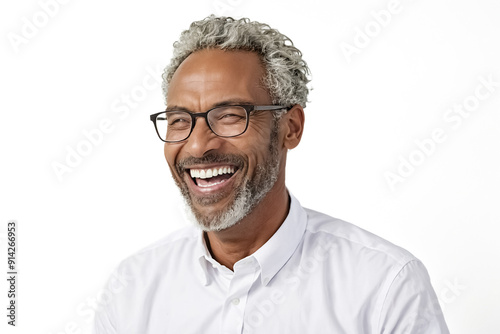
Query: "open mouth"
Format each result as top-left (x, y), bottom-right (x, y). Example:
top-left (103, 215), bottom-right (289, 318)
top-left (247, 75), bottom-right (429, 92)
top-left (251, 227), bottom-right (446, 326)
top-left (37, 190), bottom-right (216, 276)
top-left (188, 165), bottom-right (238, 188)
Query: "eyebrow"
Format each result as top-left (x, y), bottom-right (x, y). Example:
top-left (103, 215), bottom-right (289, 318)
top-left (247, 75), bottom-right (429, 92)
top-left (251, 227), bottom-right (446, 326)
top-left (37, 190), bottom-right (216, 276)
top-left (166, 99), bottom-right (255, 112)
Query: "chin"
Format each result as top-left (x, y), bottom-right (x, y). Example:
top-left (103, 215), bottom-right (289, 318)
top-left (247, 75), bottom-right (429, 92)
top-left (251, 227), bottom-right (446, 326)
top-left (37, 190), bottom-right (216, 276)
top-left (183, 180), bottom-right (255, 232)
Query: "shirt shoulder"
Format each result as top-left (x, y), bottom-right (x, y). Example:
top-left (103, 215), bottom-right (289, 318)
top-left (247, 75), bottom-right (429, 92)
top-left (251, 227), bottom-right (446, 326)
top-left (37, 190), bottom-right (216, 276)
top-left (116, 225), bottom-right (200, 277)
top-left (300, 207), bottom-right (450, 332)
top-left (303, 207), bottom-right (417, 267)
top-left (93, 226), bottom-right (203, 334)
top-left (135, 225), bottom-right (199, 256)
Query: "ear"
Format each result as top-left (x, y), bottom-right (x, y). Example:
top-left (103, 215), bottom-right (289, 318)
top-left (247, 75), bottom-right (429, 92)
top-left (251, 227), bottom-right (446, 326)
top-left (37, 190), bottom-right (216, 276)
top-left (282, 104), bottom-right (305, 150)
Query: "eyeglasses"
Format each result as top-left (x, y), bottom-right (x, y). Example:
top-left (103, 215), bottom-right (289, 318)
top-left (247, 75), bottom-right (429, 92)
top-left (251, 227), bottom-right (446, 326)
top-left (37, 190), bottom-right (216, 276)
top-left (150, 105), bottom-right (289, 143)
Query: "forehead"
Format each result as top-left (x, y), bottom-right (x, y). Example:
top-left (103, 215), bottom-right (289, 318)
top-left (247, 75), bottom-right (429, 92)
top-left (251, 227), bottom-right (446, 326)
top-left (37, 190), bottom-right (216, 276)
top-left (167, 49), bottom-right (271, 109)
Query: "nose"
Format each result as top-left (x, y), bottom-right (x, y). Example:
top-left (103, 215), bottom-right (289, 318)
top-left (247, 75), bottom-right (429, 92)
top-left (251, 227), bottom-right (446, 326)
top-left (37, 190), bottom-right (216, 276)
top-left (183, 117), bottom-right (222, 157)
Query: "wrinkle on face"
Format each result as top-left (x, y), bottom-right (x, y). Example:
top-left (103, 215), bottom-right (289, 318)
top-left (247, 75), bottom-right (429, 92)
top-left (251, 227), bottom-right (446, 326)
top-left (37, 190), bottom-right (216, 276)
top-left (164, 49), bottom-right (284, 231)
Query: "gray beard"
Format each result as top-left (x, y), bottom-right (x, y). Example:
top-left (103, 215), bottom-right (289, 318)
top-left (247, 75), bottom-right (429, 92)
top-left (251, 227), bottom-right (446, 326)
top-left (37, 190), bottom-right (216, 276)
top-left (175, 121), bottom-right (281, 232)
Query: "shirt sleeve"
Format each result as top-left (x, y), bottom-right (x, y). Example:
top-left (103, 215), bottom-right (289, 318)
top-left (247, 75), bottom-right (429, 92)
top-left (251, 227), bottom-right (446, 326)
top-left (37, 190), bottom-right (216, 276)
top-left (378, 259), bottom-right (450, 334)
top-left (91, 269), bottom-right (120, 334)
top-left (92, 302), bottom-right (117, 334)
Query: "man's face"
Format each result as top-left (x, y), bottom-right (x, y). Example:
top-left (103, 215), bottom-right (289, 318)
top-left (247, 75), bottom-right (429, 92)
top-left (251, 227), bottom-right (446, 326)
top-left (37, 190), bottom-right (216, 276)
top-left (164, 49), bottom-right (284, 231)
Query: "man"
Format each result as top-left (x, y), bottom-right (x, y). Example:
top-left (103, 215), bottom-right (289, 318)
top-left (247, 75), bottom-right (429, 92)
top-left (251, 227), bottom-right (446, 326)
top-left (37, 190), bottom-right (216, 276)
top-left (94, 16), bottom-right (449, 333)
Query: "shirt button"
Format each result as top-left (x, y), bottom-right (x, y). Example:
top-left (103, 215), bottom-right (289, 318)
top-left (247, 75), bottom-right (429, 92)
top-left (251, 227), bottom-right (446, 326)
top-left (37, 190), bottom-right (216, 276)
top-left (231, 298), bottom-right (240, 305)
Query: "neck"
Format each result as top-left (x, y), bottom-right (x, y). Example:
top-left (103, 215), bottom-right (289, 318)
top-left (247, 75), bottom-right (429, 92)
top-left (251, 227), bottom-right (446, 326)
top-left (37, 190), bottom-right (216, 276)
top-left (204, 182), bottom-right (290, 271)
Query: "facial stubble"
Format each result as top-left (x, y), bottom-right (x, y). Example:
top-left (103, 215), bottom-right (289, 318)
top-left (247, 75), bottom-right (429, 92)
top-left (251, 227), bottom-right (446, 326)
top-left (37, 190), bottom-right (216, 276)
top-left (173, 120), bottom-right (282, 232)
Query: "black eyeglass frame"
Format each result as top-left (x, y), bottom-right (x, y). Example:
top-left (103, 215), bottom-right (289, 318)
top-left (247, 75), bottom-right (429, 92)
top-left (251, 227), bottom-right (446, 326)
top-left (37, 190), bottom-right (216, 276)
top-left (150, 105), bottom-right (291, 143)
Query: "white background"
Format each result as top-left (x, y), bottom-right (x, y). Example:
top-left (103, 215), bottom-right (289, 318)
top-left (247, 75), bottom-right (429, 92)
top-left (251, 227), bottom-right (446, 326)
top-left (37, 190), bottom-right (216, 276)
top-left (1, 0), bottom-right (499, 333)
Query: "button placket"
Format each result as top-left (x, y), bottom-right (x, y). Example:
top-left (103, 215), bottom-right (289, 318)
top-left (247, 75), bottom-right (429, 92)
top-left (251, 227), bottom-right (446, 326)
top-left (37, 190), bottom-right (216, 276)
top-left (220, 260), bottom-right (260, 333)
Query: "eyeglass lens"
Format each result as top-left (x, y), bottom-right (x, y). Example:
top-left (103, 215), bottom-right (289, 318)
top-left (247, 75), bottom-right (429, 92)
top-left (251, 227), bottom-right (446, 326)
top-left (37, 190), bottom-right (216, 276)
top-left (155, 106), bottom-right (248, 142)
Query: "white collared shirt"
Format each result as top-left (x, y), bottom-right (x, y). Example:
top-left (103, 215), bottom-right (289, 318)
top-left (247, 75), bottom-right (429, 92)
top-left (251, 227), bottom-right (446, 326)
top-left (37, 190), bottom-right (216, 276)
top-left (93, 194), bottom-right (449, 333)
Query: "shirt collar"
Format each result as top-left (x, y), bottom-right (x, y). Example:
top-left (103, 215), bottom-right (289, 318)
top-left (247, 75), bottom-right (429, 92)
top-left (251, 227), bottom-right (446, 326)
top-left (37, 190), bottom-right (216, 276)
top-left (195, 231), bottom-right (212, 286)
top-left (252, 192), bottom-right (307, 286)
top-left (195, 192), bottom-right (308, 287)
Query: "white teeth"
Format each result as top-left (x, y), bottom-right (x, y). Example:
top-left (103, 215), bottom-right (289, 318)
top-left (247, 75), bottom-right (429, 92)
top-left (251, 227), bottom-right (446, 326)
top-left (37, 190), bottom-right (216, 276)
top-left (189, 166), bottom-right (236, 180)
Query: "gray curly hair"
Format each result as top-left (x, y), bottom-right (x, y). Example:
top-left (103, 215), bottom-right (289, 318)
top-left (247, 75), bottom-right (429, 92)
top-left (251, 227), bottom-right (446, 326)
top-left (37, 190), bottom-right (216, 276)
top-left (162, 15), bottom-right (310, 108)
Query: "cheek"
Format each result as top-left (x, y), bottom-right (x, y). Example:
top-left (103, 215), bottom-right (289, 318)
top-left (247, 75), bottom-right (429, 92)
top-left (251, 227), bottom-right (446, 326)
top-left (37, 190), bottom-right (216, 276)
top-left (164, 144), bottom-right (179, 172)
top-left (237, 135), bottom-right (274, 171)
